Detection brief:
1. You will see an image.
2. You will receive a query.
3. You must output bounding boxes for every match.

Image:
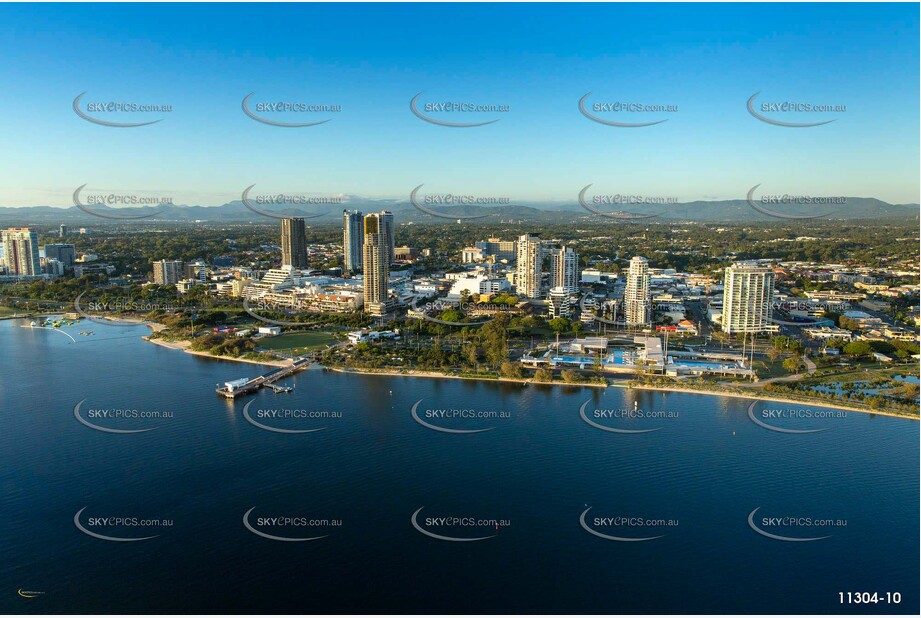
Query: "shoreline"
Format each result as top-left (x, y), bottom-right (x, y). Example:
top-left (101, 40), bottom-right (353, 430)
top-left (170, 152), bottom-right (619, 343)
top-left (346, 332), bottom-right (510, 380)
top-left (7, 314), bottom-right (917, 420)
top-left (329, 366), bottom-right (606, 388)
top-left (138, 322), bottom-right (290, 368)
top-left (66, 316), bottom-right (288, 368)
top-left (142, 337), bottom-right (292, 367)
top-left (329, 366), bottom-right (919, 421)
top-left (144, 336), bottom-right (290, 367)
top-left (617, 383), bottom-right (918, 420)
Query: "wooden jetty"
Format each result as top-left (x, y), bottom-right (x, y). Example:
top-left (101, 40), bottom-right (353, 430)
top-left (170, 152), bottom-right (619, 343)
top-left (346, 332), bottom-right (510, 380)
top-left (216, 358), bottom-right (311, 399)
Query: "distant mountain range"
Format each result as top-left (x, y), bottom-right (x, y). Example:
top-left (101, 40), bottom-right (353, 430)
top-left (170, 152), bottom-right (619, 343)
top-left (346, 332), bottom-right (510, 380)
top-left (0, 197), bottom-right (917, 225)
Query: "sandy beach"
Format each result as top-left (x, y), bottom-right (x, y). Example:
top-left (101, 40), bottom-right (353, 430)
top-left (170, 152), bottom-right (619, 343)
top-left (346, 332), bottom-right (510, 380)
top-left (329, 366), bottom-right (919, 420)
top-left (330, 366), bottom-right (607, 388)
top-left (611, 383), bottom-right (918, 420)
top-left (141, 325), bottom-right (291, 368)
top-left (129, 317), bottom-right (917, 420)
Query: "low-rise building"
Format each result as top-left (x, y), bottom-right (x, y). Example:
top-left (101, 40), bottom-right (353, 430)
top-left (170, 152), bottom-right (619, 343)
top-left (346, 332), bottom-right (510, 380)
top-left (802, 326), bottom-right (854, 341)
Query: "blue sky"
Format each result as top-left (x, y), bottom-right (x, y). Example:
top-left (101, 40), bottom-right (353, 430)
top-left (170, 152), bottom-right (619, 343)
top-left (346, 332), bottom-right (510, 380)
top-left (0, 2), bottom-right (918, 207)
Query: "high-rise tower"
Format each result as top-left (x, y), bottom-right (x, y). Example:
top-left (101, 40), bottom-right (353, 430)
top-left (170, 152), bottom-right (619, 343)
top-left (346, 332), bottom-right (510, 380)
top-left (624, 256), bottom-right (651, 326)
top-left (550, 245), bottom-right (579, 295)
top-left (362, 213), bottom-right (390, 316)
top-left (722, 262), bottom-right (776, 334)
top-left (342, 210), bottom-right (364, 273)
top-left (515, 233), bottom-right (542, 299)
top-left (280, 218), bottom-right (308, 269)
top-left (1, 228), bottom-right (40, 276)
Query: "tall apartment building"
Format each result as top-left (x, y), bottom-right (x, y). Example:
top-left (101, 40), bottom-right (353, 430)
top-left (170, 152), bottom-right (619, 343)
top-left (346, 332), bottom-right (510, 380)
top-left (722, 262), bottom-right (776, 334)
top-left (379, 211), bottom-right (395, 264)
top-left (515, 233), bottom-right (543, 299)
top-left (1, 227), bottom-right (41, 276)
top-left (624, 256), bottom-right (652, 326)
top-left (280, 218), bottom-right (308, 269)
top-left (550, 245), bottom-right (579, 295)
top-left (43, 243), bottom-right (76, 267)
top-left (152, 259), bottom-right (184, 285)
top-left (59, 224), bottom-right (68, 238)
top-left (342, 210), bottom-right (364, 273)
top-left (362, 213), bottom-right (390, 316)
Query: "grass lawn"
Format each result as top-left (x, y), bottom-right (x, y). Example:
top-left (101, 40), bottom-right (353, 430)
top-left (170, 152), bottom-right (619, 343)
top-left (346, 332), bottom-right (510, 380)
top-left (752, 357), bottom-right (794, 379)
top-left (258, 331), bottom-right (338, 353)
top-left (0, 306), bottom-right (28, 318)
top-left (803, 362), bottom-right (917, 385)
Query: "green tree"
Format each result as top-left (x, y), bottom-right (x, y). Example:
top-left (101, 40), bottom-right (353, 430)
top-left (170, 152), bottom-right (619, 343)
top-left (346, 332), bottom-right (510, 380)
top-left (439, 308), bottom-right (464, 324)
top-left (843, 341), bottom-right (872, 357)
top-left (561, 369), bottom-right (582, 383)
top-left (463, 341), bottom-right (480, 366)
top-left (479, 314), bottom-right (510, 368)
top-left (500, 361), bottom-right (522, 379)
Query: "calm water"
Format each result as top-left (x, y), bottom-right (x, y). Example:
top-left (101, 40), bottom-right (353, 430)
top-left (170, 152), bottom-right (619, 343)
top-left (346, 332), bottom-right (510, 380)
top-left (1, 318), bottom-right (918, 614)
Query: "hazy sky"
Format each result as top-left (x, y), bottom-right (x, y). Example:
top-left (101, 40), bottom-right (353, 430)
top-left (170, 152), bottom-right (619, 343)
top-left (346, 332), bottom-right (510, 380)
top-left (0, 3), bottom-right (918, 207)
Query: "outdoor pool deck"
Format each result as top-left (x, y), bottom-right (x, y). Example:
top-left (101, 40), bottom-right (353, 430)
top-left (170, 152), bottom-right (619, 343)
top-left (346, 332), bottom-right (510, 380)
top-left (523, 348), bottom-right (750, 376)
